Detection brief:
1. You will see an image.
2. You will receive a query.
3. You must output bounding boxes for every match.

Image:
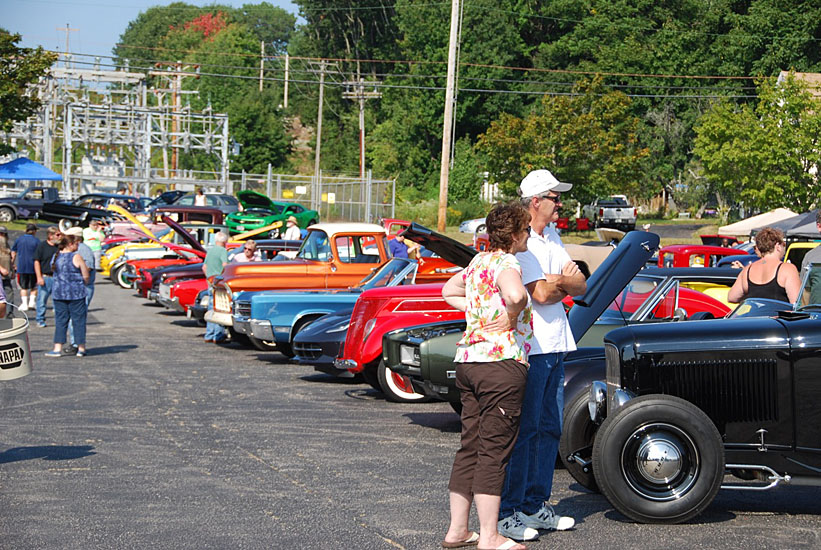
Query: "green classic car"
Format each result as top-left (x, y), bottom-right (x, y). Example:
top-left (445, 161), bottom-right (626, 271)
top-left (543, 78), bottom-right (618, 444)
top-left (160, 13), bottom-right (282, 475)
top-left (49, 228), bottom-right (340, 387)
top-left (226, 190), bottom-right (319, 236)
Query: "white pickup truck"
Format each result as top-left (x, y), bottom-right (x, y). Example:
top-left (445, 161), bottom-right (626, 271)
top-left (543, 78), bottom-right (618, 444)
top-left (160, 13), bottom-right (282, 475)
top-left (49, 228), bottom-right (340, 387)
top-left (581, 195), bottom-right (637, 231)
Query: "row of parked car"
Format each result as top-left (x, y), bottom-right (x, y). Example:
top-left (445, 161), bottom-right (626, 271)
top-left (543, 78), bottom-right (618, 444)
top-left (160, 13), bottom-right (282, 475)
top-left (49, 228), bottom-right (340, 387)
top-left (105, 212), bottom-right (821, 525)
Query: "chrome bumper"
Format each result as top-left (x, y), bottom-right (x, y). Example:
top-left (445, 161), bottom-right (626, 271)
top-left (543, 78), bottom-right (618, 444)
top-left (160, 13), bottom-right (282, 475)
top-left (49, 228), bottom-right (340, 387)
top-left (333, 358), bottom-right (358, 371)
top-left (249, 319), bottom-right (275, 341)
top-left (159, 296), bottom-right (185, 313)
top-left (204, 310), bottom-right (234, 327)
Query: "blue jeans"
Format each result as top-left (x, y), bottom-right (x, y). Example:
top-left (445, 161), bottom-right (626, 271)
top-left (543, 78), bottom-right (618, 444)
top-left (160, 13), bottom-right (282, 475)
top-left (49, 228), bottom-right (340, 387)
top-left (204, 290), bottom-right (225, 341)
top-left (500, 352), bottom-right (565, 518)
top-left (69, 279), bottom-right (94, 346)
top-left (36, 275), bottom-right (54, 325)
top-left (54, 298), bottom-right (86, 346)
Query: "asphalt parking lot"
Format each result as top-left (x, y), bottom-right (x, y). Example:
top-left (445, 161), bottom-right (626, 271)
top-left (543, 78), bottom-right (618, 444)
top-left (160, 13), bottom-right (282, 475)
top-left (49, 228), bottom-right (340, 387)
top-left (0, 279), bottom-right (819, 549)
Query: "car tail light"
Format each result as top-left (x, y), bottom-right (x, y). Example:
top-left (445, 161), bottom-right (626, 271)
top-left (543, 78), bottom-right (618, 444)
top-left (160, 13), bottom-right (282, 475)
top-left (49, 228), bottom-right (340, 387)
top-left (599, 208), bottom-right (604, 217)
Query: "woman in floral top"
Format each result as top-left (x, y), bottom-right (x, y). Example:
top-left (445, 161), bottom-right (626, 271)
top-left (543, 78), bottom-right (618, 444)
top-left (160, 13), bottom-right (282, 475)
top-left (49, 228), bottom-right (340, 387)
top-left (441, 202), bottom-right (532, 550)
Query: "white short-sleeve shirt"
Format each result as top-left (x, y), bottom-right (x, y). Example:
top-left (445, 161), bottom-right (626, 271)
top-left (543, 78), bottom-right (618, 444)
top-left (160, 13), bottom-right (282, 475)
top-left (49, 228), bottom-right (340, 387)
top-left (515, 225), bottom-right (577, 354)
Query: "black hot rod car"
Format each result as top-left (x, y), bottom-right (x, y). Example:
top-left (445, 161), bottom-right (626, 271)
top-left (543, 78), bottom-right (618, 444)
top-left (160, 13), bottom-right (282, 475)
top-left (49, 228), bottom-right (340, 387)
top-left (581, 265), bottom-right (821, 523)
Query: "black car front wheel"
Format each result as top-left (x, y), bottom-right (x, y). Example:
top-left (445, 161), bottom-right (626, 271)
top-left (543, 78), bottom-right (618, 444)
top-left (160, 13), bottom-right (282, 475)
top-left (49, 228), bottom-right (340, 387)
top-left (559, 385), bottom-right (599, 492)
top-left (592, 394), bottom-right (723, 524)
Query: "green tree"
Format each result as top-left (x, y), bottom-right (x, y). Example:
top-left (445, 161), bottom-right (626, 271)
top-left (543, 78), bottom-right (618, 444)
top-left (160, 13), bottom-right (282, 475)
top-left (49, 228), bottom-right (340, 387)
top-left (229, 90), bottom-right (293, 173)
top-left (694, 73), bottom-right (821, 213)
top-left (0, 30), bottom-right (57, 156)
top-left (478, 78), bottom-right (650, 204)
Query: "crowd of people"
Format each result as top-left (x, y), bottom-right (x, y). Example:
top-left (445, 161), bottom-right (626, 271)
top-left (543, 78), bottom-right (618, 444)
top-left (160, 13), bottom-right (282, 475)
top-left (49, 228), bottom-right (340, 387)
top-left (6, 223), bottom-right (95, 357)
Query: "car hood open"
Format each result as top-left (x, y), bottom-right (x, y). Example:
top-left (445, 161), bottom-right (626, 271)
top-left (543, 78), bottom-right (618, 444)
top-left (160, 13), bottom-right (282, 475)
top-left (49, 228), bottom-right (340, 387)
top-left (236, 190), bottom-right (276, 211)
top-left (161, 215), bottom-right (207, 254)
top-left (568, 230), bottom-right (659, 341)
top-left (400, 222), bottom-right (477, 268)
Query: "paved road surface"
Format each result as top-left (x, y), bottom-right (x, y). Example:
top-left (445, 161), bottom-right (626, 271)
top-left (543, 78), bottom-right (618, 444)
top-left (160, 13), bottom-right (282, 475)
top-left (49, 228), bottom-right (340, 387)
top-left (0, 280), bottom-right (818, 549)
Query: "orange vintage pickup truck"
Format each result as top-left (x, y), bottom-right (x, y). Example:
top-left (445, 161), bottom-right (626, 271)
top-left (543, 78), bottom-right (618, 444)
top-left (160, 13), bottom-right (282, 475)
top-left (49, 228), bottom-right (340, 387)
top-left (205, 222), bottom-right (460, 329)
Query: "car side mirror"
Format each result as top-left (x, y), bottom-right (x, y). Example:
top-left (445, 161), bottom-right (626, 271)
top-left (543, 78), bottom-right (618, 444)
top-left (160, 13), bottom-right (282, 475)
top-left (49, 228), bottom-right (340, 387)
top-left (672, 307), bottom-right (687, 321)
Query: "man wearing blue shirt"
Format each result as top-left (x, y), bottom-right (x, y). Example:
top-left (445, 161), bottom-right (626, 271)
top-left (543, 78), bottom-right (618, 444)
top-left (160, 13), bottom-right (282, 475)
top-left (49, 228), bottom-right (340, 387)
top-left (11, 223), bottom-right (40, 312)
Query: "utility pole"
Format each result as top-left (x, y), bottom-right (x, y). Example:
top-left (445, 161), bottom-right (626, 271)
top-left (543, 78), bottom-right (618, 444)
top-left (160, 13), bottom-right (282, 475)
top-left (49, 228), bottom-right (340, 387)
top-left (56, 24), bottom-right (78, 68)
top-left (311, 60), bottom-right (327, 208)
top-left (259, 41), bottom-right (265, 92)
top-left (283, 53), bottom-right (290, 109)
top-left (437, 0), bottom-right (461, 232)
top-left (343, 68), bottom-right (382, 180)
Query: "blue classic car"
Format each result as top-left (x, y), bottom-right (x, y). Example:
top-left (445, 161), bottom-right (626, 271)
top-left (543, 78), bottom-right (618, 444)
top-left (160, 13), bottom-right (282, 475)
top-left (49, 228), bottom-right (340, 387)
top-left (231, 258), bottom-right (423, 356)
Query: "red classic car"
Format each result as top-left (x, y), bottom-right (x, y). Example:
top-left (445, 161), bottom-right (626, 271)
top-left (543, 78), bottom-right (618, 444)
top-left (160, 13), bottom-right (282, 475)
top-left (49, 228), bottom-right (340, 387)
top-left (658, 243), bottom-right (749, 268)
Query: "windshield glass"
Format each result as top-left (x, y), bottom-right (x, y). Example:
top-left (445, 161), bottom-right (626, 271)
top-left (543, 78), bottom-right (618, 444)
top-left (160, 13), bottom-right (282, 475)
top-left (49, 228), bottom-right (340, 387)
top-left (606, 274), bottom-right (665, 319)
top-left (358, 258), bottom-right (415, 289)
top-left (297, 230), bottom-right (332, 261)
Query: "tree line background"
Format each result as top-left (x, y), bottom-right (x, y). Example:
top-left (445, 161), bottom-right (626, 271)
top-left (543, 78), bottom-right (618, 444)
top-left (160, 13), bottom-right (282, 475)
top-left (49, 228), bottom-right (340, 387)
top-left (6, 1), bottom-right (821, 224)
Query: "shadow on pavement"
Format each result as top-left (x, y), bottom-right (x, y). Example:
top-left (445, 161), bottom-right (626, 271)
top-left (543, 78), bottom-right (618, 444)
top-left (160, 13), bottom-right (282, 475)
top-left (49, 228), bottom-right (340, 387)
top-left (0, 444), bottom-right (96, 464)
top-left (299, 373), bottom-right (362, 384)
top-left (403, 412), bottom-right (461, 433)
top-left (83, 344), bottom-right (138, 355)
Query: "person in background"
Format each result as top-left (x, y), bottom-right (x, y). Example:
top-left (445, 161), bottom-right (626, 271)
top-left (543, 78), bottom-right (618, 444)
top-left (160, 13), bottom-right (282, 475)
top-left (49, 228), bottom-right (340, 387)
top-left (43, 234), bottom-right (90, 358)
top-left (801, 211), bottom-right (821, 304)
top-left (64, 227), bottom-right (95, 354)
top-left (202, 231), bottom-right (229, 343)
top-left (232, 240), bottom-right (261, 263)
top-left (11, 223), bottom-right (39, 312)
top-left (83, 219), bottom-right (105, 270)
top-left (728, 226), bottom-right (800, 304)
top-left (441, 202), bottom-right (532, 550)
top-left (389, 233), bottom-right (409, 258)
top-left (498, 169), bottom-right (585, 542)
top-left (194, 188), bottom-right (207, 207)
top-left (0, 226), bottom-right (15, 317)
top-left (283, 215), bottom-right (301, 240)
top-left (33, 226), bottom-right (61, 328)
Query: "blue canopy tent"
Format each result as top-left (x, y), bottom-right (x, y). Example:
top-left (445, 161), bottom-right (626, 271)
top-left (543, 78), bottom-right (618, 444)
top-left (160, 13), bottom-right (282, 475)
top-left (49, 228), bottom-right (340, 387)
top-left (0, 158), bottom-right (62, 181)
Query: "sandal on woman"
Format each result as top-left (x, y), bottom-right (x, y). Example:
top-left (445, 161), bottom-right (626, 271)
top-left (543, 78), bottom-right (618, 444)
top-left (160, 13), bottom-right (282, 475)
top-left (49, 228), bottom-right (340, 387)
top-left (442, 531), bottom-right (479, 548)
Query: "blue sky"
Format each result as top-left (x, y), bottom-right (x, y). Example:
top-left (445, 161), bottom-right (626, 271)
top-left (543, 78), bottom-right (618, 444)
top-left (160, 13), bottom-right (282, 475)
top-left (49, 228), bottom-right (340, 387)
top-left (4, 0), bottom-right (299, 58)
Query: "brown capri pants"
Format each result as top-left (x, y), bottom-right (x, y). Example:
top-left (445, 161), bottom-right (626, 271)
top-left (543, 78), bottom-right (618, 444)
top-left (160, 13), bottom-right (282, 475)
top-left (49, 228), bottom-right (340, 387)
top-left (448, 359), bottom-right (528, 497)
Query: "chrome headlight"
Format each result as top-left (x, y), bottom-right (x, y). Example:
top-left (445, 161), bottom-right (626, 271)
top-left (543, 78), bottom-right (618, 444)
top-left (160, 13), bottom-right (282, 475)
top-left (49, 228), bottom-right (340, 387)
top-left (327, 322), bottom-right (350, 334)
top-left (363, 318), bottom-right (377, 341)
top-left (400, 344), bottom-right (420, 366)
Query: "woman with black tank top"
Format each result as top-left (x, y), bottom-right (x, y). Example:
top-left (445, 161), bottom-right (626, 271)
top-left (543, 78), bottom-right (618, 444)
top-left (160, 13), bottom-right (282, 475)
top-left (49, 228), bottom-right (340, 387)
top-left (728, 227), bottom-right (801, 304)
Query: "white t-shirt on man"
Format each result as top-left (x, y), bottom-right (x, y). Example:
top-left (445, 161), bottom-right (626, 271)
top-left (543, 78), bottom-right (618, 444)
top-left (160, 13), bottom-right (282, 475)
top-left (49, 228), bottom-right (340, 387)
top-left (515, 225), bottom-right (576, 355)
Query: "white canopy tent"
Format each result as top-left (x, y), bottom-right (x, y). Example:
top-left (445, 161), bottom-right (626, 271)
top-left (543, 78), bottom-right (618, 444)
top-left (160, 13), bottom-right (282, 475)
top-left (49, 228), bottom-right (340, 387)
top-left (718, 208), bottom-right (798, 237)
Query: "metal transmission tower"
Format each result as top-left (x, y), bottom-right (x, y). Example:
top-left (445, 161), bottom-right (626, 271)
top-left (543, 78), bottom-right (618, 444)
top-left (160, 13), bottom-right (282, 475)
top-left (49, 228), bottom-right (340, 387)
top-left (0, 63), bottom-right (230, 196)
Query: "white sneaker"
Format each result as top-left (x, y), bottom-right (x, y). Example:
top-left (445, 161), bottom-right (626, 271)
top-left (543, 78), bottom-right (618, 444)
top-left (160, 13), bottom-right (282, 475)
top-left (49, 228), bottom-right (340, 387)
top-left (497, 512), bottom-right (539, 541)
top-left (28, 295), bottom-right (36, 308)
top-left (18, 302), bottom-right (28, 312)
top-left (521, 504), bottom-right (575, 531)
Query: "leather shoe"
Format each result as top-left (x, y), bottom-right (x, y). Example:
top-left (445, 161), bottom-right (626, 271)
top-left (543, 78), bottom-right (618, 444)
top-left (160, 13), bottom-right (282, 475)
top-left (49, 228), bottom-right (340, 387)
top-left (213, 338), bottom-right (228, 345)
top-left (203, 339), bottom-right (215, 343)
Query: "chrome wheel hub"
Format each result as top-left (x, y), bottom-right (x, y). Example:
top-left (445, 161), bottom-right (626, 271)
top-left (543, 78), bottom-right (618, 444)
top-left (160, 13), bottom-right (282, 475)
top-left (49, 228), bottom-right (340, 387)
top-left (636, 436), bottom-right (683, 483)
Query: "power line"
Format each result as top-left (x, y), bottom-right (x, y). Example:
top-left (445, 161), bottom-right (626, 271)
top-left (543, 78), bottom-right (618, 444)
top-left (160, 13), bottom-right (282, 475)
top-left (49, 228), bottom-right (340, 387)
top-left (64, 57), bottom-right (760, 100)
top-left (61, 50), bottom-right (764, 94)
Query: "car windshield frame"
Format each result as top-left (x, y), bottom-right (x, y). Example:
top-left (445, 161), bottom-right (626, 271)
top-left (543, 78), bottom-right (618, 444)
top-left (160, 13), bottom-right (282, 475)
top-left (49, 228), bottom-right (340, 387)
top-left (296, 229), bottom-right (333, 262)
top-left (356, 258), bottom-right (417, 290)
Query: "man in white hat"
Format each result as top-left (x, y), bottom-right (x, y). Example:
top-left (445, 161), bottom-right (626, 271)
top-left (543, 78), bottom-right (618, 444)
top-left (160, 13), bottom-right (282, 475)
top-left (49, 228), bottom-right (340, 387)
top-left (282, 215), bottom-right (302, 241)
top-left (498, 169), bottom-right (586, 542)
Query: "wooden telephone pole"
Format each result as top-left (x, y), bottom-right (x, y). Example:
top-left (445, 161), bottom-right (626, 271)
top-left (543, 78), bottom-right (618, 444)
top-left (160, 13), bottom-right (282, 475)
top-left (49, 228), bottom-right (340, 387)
top-left (437, 0), bottom-right (461, 232)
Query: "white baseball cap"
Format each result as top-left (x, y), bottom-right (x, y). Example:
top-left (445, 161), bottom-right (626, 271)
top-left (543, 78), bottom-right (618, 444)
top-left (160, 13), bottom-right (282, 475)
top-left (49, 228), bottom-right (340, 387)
top-left (519, 169), bottom-right (572, 198)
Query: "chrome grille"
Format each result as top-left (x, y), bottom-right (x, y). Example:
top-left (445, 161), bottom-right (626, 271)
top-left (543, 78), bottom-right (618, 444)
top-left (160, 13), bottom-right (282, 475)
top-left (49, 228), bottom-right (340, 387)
top-left (213, 288), bottom-right (231, 313)
top-left (234, 300), bottom-right (251, 317)
top-left (294, 342), bottom-right (321, 359)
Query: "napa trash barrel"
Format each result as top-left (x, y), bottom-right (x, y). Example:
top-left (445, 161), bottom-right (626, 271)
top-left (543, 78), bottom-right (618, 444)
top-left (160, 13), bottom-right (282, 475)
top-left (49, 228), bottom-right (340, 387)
top-left (0, 318), bottom-right (32, 381)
